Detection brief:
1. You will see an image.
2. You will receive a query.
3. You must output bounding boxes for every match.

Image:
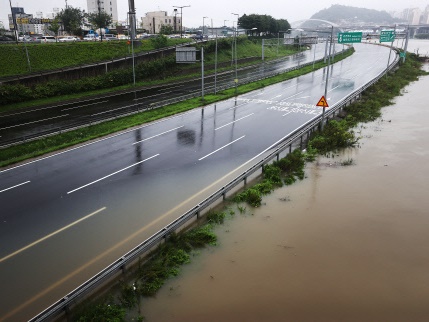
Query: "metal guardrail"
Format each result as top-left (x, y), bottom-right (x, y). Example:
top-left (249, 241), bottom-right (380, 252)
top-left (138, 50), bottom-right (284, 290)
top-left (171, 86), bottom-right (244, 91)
top-left (28, 47), bottom-right (400, 322)
top-left (0, 48), bottom-right (350, 149)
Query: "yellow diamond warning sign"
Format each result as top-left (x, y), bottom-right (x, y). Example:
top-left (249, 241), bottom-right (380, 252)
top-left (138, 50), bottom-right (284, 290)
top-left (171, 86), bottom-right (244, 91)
top-left (316, 96), bottom-right (329, 108)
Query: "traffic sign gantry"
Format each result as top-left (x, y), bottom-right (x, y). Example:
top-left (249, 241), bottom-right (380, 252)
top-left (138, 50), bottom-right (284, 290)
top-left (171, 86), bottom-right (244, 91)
top-left (337, 32), bottom-right (362, 44)
top-left (380, 30), bottom-right (395, 43)
top-left (316, 96), bottom-right (329, 108)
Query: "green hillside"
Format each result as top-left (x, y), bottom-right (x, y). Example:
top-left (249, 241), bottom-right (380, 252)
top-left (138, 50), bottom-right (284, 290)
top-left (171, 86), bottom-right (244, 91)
top-left (311, 4), bottom-right (396, 24)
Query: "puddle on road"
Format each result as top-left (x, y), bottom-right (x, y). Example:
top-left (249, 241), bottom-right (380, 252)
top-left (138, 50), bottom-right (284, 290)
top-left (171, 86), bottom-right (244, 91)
top-left (141, 69), bottom-right (429, 321)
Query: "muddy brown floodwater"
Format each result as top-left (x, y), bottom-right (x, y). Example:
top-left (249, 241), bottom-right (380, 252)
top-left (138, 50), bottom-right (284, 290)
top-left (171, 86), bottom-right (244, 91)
top-left (141, 61), bottom-right (429, 320)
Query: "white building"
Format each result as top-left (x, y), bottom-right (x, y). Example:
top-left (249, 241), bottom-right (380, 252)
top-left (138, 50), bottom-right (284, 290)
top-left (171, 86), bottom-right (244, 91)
top-left (421, 5), bottom-right (429, 24)
top-left (402, 8), bottom-right (421, 25)
top-left (87, 0), bottom-right (118, 25)
top-left (141, 11), bottom-right (180, 34)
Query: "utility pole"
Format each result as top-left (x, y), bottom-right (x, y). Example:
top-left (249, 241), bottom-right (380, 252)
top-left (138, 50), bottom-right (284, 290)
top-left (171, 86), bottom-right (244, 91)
top-left (128, 0), bottom-right (136, 86)
top-left (97, 0), bottom-right (103, 41)
top-left (173, 5), bottom-right (190, 38)
top-left (9, 0), bottom-right (19, 43)
top-left (403, 25), bottom-right (409, 63)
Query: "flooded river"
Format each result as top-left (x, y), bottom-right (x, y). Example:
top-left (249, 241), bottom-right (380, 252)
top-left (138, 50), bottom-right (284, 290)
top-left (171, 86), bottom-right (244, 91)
top-left (141, 40), bottom-right (429, 321)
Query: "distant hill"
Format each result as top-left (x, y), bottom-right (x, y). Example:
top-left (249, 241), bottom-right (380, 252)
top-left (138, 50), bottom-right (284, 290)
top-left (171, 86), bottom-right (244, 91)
top-left (309, 4), bottom-right (396, 25)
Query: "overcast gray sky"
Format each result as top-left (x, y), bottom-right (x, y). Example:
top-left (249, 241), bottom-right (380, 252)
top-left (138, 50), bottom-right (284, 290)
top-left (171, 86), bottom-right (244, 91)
top-left (1, 0), bottom-right (429, 31)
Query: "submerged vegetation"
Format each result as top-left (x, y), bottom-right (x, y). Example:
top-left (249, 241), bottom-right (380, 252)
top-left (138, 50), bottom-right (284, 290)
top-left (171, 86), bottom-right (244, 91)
top-left (73, 217), bottom-right (222, 321)
top-left (233, 149), bottom-right (309, 207)
top-left (308, 53), bottom-right (427, 154)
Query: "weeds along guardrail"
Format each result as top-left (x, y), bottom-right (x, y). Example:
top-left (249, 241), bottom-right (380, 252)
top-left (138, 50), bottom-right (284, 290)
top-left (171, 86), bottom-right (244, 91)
top-left (28, 47), bottom-right (400, 322)
top-left (0, 47), bottom-right (350, 149)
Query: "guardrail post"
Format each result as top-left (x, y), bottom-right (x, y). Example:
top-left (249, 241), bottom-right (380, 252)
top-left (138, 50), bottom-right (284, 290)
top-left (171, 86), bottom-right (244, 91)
top-left (64, 303), bottom-right (71, 320)
top-left (300, 135), bottom-right (303, 149)
top-left (276, 153), bottom-right (279, 161)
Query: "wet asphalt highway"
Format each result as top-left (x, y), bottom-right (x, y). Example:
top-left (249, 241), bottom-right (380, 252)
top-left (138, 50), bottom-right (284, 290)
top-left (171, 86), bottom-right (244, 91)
top-left (0, 43), bottom-right (395, 321)
top-left (0, 43), bottom-right (339, 146)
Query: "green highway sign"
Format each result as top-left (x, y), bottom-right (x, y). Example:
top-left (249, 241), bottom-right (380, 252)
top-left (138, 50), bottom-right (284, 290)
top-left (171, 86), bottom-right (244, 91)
top-left (400, 52), bottom-right (406, 58)
top-left (337, 32), bottom-right (363, 44)
top-left (380, 30), bottom-right (396, 43)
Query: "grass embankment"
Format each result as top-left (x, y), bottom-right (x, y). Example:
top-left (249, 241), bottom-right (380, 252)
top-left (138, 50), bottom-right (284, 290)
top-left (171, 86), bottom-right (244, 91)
top-left (0, 38), bottom-right (189, 78)
top-left (0, 38), bottom-right (298, 110)
top-left (0, 48), bottom-right (354, 168)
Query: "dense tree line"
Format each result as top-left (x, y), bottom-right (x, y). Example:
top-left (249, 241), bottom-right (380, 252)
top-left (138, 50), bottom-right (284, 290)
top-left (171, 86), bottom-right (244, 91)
top-left (238, 14), bottom-right (291, 36)
top-left (55, 6), bottom-right (112, 37)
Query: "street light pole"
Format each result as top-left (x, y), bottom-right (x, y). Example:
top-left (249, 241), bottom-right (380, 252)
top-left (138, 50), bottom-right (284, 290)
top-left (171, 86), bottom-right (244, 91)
top-left (232, 13), bottom-right (239, 104)
top-left (231, 21), bottom-right (235, 67)
top-left (201, 47), bottom-right (204, 101)
top-left (174, 9), bottom-right (177, 33)
top-left (321, 25), bottom-right (334, 130)
top-left (202, 16), bottom-right (208, 37)
top-left (403, 25), bottom-right (409, 63)
top-left (214, 19), bottom-right (218, 94)
top-left (173, 5), bottom-right (190, 38)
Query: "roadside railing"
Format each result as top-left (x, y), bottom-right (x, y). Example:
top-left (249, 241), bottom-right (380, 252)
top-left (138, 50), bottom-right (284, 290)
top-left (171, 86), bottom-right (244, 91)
top-left (28, 47), bottom-right (400, 322)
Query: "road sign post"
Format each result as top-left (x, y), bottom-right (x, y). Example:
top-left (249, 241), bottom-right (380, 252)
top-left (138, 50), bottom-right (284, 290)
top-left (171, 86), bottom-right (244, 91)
top-left (317, 95), bottom-right (329, 131)
top-left (337, 32), bottom-right (362, 44)
top-left (381, 28), bottom-right (397, 77)
top-left (316, 96), bottom-right (329, 108)
top-left (380, 30), bottom-right (395, 43)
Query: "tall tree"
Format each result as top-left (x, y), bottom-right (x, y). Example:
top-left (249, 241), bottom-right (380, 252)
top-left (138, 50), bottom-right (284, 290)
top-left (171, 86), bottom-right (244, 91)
top-left (87, 11), bottom-right (113, 40)
top-left (57, 7), bottom-right (85, 36)
top-left (48, 18), bottom-right (61, 41)
top-left (277, 19), bottom-right (291, 33)
top-left (238, 14), bottom-right (290, 36)
top-left (159, 25), bottom-right (173, 35)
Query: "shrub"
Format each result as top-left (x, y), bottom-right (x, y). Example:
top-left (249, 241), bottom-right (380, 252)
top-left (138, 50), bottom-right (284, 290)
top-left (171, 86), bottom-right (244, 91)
top-left (309, 120), bottom-right (356, 153)
top-left (75, 298), bottom-right (126, 322)
top-left (262, 164), bottom-right (282, 186)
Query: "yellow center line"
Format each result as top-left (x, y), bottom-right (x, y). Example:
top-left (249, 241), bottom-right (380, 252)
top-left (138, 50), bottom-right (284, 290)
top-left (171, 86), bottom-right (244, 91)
top-left (0, 207), bottom-right (106, 264)
top-left (3, 158), bottom-right (261, 321)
